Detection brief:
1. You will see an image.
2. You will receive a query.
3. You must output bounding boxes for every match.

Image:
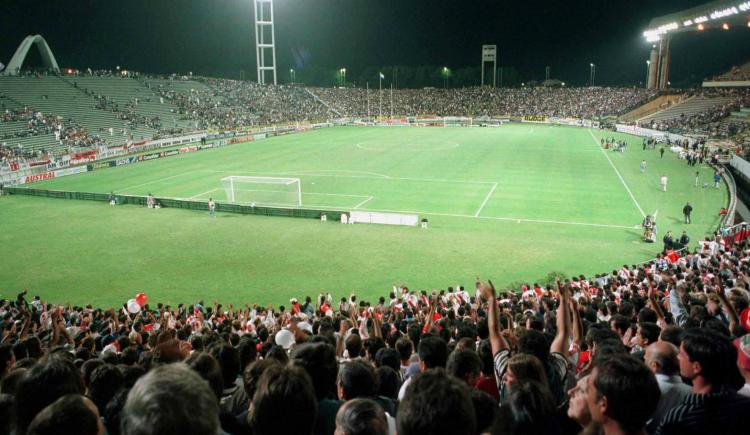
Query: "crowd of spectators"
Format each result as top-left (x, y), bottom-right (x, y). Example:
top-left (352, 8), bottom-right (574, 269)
top-left (0, 109), bottom-right (60, 141)
top-left (149, 78), bottom-right (331, 130)
top-left (311, 86), bottom-right (657, 119)
top-left (2, 227), bottom-right (750, 435)
top-left (645, 88), bottom-right (750, 139)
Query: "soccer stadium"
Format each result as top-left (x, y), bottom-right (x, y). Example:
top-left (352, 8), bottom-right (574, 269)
top-left (1, 0), bottom-right (750, 434)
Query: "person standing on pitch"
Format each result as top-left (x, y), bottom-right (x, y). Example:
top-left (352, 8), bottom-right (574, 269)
top-left (640, 160), bottom-right (647, 173)
top-left (660, 175), bottom-right (668, 192)
top-left (683, 202), bottom-right (693, 224)
top-left (694, 171), bottom-right (700, 187)
top-left (208, 198), bottom-right (216, 217)
top-left (660, 146), bottom-right (665, 158)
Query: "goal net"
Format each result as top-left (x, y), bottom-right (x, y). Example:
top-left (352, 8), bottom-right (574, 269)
top-left (221, 176), bottom-right (302, 207)
top-left (443, 116), bottom-right (472, 127)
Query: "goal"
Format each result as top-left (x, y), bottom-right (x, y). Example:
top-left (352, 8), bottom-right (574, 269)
top-left (443, 116), bottom-right (473, 127)
top-left (221, 176), bottom-right (302, 207)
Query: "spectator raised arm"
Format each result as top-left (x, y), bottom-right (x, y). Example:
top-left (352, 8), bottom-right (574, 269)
top-left (481, 279), bottom-right (508, 356)
top-left (550, 279), bottom-right (571, 356)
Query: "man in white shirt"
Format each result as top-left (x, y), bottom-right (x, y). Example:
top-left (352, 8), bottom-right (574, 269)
top-left (660, 175), bottom-right (668, 192)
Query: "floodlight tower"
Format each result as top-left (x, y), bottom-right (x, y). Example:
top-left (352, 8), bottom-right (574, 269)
top-left (254, 0), bottom-right (277, 85)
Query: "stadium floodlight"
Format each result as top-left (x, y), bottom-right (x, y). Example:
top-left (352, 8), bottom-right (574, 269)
top-left (221, 176), bottom-right (302, 207)
top-left (697, 23), bottom-right (705, 30)
top-left (722, 22), bottom-right (730, 30)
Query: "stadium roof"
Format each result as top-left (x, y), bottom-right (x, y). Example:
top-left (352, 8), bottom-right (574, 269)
top-left (644, 0), bottom-right (750, 42)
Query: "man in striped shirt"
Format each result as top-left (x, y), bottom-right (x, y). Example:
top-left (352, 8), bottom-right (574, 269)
top-left (654, 328), bottom-right (750, 435)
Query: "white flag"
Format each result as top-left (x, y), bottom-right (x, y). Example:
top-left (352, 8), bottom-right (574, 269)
top-left (379, 73), bottom-right (385, 79)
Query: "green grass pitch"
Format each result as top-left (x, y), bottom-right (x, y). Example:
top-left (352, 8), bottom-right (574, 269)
top-left (0, 124), bottom-right (728, 307)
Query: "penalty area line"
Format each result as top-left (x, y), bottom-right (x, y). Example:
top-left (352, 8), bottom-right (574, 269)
top-left (474, 182), bottom-right (498, 217)
top-left (353, 196), bottom-right (374, 209)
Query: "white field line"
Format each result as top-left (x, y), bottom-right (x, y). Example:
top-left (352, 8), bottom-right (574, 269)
top-left (198, 170), bottom-right (495, 185)
top-left (353, 196), bottom-right (374, 209)
top-left (292, 169), bottom-right (391, 179)
top-left (146, 193), bottom-right (635, 230)
top-left (304, 192), bottom-right (371, 198)
top-left (474, 182), bottom-right (498, 217)
top-left (588, 130), bottom-right (646, 218)
top-left (189, 188), bottom-right (221, 200)
top-left (117, 171), bottom-right (194, 193)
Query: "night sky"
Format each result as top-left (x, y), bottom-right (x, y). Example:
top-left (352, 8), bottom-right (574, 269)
top-left (2, 0), bottom-right (750, 87)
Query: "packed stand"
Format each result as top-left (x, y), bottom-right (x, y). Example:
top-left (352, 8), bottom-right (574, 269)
top-left (311, 86), bottom-right (657, 119)
top-left (3, 228), bottom-right (750, 435)
top-left (646, 88), bottom-right (750, 138)
top-left (148, 78), bottom-right (332, 130)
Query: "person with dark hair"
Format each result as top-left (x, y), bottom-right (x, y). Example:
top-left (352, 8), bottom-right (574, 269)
top-left (292, 342), bottom-right (341, 435)
top-left (209, 342), bottom-right (247, 416)
top-left (446, 348), bottom-right (481, 387)
top-left (658, 326), bottom-right (683, 348)
top-left (397, 368), bottom-right (476, 435)
top-left (375, 366), bottom-right (400, 400)
top-left (27, 394), bottom-right (104, 435)
top-left (470, 389), bottom-right (497, 434)
top-left (0, 343), bottom-right (15, 380)
top-left (494, 380), bottom-right (558, 435)
top-left (88, 363), bottom-right (124, 413)
top-left (338, 360), bottom-right (377, 401)
top-left (655, 328), bottom-right (750, 434)
top-left (185, 352), bottom-right (224, 401)
top-left (588, 355), bottom-right (660, 435)
top-left (397, 335), bottom-right (448, 400)
top-left (475, 339), bottom-right (499, 400)
top-left (334, 398), bottom-right (388, 435)
top-left (643, 341), bottom-right (691, 433)
top-left (121, 363), bottom-right (221, 435)
top-left (501, 353), bottom-right (548, 397)
top-left (14, 355), bottom-right (85, 434)
top-left (247, 364), bottom-right (318, 435)
top-left (395, 337), bottom-right (417, 381)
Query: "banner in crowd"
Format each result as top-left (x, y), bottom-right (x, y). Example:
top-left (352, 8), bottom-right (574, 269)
top-left (20, 165), bottom-right (89, 184)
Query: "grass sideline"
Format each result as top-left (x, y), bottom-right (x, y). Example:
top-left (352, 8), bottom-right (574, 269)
top-left (0, 125), bottom-right (728, 307)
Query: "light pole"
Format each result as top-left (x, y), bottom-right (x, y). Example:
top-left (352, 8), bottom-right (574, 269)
top-left (442, 67), bottom-right (449, 89)
top-left (589, 63), bottom-right (596, 86)
top-left (379, 72), bottom-right (383, 118)
top-left (645, 60), bottom-right (650, 88)
top-left (340, 68), bottom-right (346, 86)
top-left (290, 68), bottom-right (295, 84)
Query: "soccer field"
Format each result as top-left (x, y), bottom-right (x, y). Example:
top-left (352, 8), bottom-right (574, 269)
top-left (0, 124), bottom-right (728, 307)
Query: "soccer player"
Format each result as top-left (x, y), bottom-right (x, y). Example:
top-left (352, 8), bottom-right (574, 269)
top-left (660, 175), bottom-right (668, 192)
top-left (640, 160), bottom-right (647, 173)
top-left (208, 198), bottom-right (216, 217)
top-left (694, 171), bottom-right (700, 187)
top-left (147, 193), bottom-right (155, 209)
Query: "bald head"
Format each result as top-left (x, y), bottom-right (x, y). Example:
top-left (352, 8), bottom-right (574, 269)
top-left (644, 341), bottom-right (680, 376)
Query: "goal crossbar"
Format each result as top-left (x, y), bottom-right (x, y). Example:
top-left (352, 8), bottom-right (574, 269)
top-left (221, 176), bottom-right (302, 206)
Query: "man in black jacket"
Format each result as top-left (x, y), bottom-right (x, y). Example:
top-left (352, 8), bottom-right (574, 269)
top-left (683, 203), bottom-right (693, 224)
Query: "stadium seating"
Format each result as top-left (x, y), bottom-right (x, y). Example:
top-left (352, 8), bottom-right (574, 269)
top-left (638, 95), bottom-right (736, 124)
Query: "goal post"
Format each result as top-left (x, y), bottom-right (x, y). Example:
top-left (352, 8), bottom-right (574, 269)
top-left (220, 176), bottom-right (302, 207)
